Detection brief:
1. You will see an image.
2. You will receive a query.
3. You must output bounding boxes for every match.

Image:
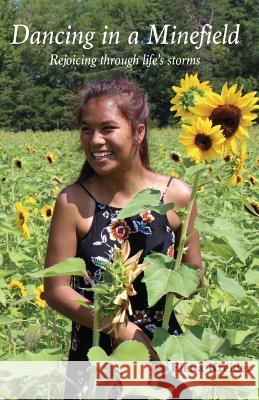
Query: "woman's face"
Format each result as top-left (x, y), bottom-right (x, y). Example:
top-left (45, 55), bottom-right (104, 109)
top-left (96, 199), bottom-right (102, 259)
top-left (80, 96), bottom-right (143, 176)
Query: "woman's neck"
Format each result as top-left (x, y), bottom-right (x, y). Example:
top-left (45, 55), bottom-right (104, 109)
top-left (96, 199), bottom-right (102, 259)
top-left (90, 165), bottom-right (154, 206)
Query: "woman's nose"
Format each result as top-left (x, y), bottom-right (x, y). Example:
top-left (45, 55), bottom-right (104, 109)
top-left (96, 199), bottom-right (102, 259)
top-left (90, 130), bottom-right (106, 145)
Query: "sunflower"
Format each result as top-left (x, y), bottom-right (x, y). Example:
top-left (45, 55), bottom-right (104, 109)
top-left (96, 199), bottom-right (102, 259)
top-left (228, 143), bottom-right (247, 186)
top-left (95, 241), bottom-right (147, 338)
top-left (170, 151), bottom-right (181, 162)
top-left (224, 153), bottom-right (234, 163)
top-left (192, 83), bottom-right (259, 153)
top-left (15, 202), bottom-right (29, 228)
top-left (35, 284), bottom-right (47, 308)
top-left (170, 171), bottom-right (179, 178)
top-left (46, 152), bottom-right (57, 164)
top-left (14, 158), bottom-right (22, 169)
top-left (41, 204), bottom-right (54, 221)
top-left (229, 174), bottom-right (243, 186)
top-left (170, 73), bottom-right (212, 119)
top-left (244, 199), bottom-right (259, 216)
top-left (179, 117), bottom-right (225, 163)
top-left (21, 223), bottom-right (30, 239)
top-left (8, 279), bottom-right (27, 298)
top-left (26, 197), bottom-right (37, 205)
top-left (247, 175), bottom-right (257, 186)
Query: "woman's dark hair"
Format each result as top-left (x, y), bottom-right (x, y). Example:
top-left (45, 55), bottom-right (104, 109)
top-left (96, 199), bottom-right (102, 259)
top-left (75, 79), bottom-right (150, 182)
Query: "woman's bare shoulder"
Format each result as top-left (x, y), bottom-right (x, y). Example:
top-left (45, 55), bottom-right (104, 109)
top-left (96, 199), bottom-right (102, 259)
top-left (57, 182), bottom-right (95, 219)
top-left (163, 176), bottom-right (192, 209)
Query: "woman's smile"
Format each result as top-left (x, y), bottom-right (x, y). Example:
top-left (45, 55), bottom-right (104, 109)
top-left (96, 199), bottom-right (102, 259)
top-left (91, 151), bottom-right (114, 161)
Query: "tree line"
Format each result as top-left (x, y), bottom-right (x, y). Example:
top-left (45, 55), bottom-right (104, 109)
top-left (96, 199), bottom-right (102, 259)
top-left (0, 0), bottom-right (258, 131)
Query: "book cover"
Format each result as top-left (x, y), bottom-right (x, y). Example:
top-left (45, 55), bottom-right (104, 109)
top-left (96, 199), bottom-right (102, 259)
top-left (0, 0), bottom-right (258, 397)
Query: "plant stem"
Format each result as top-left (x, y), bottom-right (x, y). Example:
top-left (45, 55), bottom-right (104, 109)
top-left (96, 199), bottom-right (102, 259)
top-left (30, 220), bottom-right (41, 266)
top-left (51, 310), bottom-right (57, 348)
top-left (162, 170), bottom-right (201, 331)
top-left (11, 161), bottom-right (15, 211)
top-left (92, 293), bottom-right (100, 347)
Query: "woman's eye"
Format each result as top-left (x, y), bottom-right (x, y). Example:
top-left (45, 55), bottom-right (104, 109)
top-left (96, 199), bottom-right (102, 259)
top-left (82, 127), bottom-right (91, 134)
top-left (103, 126), bottom-right (116, 132)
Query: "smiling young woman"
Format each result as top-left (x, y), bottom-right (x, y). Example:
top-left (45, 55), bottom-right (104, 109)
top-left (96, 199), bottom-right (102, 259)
top-left (44, 80), bottom-right (202, 363)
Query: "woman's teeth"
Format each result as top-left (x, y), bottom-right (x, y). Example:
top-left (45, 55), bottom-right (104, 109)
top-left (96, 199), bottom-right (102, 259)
top-left (92, 151), bottom-right (113, 159)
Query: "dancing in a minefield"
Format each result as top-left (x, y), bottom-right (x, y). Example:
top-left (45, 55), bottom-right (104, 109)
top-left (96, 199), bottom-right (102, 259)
top-left (0, 75), bottom-right (258, 368)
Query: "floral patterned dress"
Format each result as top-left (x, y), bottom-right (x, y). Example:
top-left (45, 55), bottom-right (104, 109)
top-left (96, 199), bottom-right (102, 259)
top-left (68, 179), bottom-right (181, 360)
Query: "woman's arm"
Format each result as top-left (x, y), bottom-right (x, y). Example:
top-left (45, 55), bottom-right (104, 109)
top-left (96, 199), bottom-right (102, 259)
top-left (44, 189), bottom-right (95, 328)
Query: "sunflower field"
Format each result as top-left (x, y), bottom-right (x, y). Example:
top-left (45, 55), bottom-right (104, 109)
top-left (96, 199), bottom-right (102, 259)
top-left (0, 76), bottom-right (258, 363)
top-left (0, 124), bottom-right (257, 361)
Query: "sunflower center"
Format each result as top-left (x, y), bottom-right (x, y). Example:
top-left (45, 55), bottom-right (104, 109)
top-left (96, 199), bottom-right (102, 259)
top-left (195, 133), bottom-right (212, 151)
top-left (19, 212), bottom-right (25, 224)
top-left (15, 160), bottom-right (22, 168)
top-left (210, 105), bottom-right (241, 139)
top-left (46, 209), bottom-right (52, 217)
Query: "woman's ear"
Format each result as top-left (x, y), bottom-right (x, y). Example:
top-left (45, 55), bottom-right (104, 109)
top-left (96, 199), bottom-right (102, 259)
top-left (135, 124), bottom-right (146, 144)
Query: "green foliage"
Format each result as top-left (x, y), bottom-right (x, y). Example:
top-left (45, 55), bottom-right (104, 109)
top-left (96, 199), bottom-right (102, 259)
top-left (217, 268), bottom-right (247, 299)
top-left (152, 326), bottom-right (225, 360)
top-left (117, 189), bottom-right (173, 219)
top-left (143, 253), bottom-right (200, 306)
top-left (31, 258), bottom-right (86, 278)
top-left (0, 126), bottom-right (258, 361)
top-left (88, 341), bottom-right (149, 361)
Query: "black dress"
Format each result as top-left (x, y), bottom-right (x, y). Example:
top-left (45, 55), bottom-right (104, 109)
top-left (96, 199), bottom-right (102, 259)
top-left (68, 178), bottom-right (181, 361)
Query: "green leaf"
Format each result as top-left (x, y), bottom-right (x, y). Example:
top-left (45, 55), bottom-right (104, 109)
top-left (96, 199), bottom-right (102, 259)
top-left (8, 251), bottom-right (35, 268)
top-left (0, 269), bottom-right (15, 278)
top-left (7, 349), bottom-right (63, 361)
top-left (184, 163), bottom-right (207, 178)
top-left (0, 289), bottom-right (6, 306)
top-left (110, 341), bottom-right (149, 361)
top-left (30, 258), bottom-right (86, 278)
top-left (0, 221), bottom-right (19, 235)
top-left (117, 188), bottom-right (173, 219)
top-left (152, 327), bottom-right (225, 361)
top-left (226, 329), bottom-right (254, 346)
top-left (217, 268), bottom-right (247, 299)
top-left (203, 240), bottom-right (235, 259)
top-left (0, 316), bottom-right (23, 325)
top-left (245, 270), bottom-right (259, 286)
top-left (238, 195), bottom-right (259, 216)
top-left (74, 299), bottom-right (92, 308)
top-left (143, 254), bottom-right (200, 306)
top-left (25, 324), bottom-right (47, 351)
top-left (87, 346), bottom-right (109, 361)
top-left (88, 341), bottom-right (149, 361)
top-left (196, 217), bottom-right (247, 263)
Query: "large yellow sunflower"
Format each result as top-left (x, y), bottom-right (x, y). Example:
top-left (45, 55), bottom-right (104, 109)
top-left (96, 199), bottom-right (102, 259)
top-left (8, 279), bottom-right (27, 298)
top-left (192, 83), bottom-right (258, 153)
top-left (179, 117), bottom-right (225, 163)
top-left (35, 284), bottom-right (47, 308)
top-left (170, 73), bottom-right (212, 119)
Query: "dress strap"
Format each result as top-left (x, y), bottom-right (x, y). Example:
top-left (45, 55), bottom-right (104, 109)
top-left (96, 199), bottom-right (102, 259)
top-left (78, 182), bottom-right (97, 203)
top-left (160, 176), bottom-right (173, 202)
